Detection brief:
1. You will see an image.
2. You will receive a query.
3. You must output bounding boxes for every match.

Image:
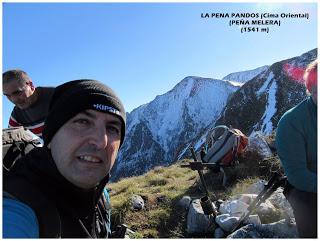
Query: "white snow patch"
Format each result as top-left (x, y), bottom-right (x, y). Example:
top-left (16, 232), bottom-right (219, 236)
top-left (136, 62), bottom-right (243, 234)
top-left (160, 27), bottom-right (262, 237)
top-left (225, 80), bottom-right (244, 87)
top-left (261, 80), bottom-right (278, 134)
top-left (194, 133), bottom-right (208, 151)
top-left (257, 72), bottom-right (274, 96)
top-left (177, 143), bottom-right (191, 160)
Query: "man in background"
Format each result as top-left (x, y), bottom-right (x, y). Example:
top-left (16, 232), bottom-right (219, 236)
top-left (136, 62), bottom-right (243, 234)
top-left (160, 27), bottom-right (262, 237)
top-left (3, 69), bottom-right (55, 137)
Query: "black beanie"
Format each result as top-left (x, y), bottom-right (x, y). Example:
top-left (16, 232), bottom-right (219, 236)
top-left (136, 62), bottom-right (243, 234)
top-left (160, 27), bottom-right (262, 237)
top-left (43, 79), bottom-right (126, 146)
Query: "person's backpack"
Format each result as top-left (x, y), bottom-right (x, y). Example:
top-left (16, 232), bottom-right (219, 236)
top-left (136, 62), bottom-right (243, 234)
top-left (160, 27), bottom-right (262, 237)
top-left (202, 125), bottom-right (248, 166)
top-left (3, 127), bottom-right (43, 171)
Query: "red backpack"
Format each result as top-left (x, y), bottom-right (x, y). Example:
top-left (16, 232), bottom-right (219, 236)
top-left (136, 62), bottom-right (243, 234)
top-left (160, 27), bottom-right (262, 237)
top-left (202, 125), bottom-right (248, 166)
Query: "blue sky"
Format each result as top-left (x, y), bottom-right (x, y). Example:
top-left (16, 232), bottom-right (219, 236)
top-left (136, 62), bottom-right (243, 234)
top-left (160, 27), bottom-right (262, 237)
top-left (2, 2), bottom-right (318, 126)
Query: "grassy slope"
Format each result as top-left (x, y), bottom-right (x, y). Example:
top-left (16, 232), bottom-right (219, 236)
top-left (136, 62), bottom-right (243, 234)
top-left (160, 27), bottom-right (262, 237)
top-left (108, 149), bottom-right (281, 238)
top-left (108, 159), bottom-right (198, 238)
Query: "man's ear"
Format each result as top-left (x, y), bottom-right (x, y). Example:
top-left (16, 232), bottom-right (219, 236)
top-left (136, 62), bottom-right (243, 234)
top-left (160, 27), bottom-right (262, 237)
top-left (47, 143), bottom-right (51, 149)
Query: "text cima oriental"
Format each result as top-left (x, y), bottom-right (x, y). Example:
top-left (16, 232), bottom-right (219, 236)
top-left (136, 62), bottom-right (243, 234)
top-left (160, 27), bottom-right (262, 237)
top-left (201, 12), bottom-right (309, 25)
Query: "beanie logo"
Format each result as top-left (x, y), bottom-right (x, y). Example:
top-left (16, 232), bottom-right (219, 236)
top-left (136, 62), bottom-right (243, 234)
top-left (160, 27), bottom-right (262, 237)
top-left (93, 104), bottom-right (120, 115)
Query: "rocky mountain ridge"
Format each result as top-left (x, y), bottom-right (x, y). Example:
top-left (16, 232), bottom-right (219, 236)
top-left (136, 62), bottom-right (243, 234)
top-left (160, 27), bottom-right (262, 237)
top-left (222, 65), bottom-right (269, 84)
top-left (111, 48), bottom-right (317, 181)
top-left (112, 77), bottom-right (239, 180)
top-left (216, 48), bottom-right (317, 135)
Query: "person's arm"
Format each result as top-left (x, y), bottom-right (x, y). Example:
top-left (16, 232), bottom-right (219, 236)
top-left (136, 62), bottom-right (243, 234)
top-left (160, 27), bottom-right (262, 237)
top-left (3, 198), bottom-right (39, 238)
top-left (276, 115), bottom-right (317, 193)
top-left (8, 114), bottom-right (21, 128)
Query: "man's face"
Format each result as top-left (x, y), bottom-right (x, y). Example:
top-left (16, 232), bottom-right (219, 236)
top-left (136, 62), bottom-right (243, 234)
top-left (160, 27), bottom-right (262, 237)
top-left (49, 109), bottom-right (122, 189)
top-left (3, 79), bottom-right (35, 109)
top-left (305, 68), bottom-right (317, 105)
top-left (311, 85), bottom-right (317, 105)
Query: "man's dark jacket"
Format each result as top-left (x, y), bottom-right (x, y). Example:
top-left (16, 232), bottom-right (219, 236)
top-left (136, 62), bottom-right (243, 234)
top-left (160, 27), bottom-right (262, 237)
top-left (3, 147), bottom-right (111, 238)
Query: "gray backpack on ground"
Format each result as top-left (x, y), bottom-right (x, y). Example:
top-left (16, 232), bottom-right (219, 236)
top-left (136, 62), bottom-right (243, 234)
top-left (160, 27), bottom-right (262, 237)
top-left (202, 125), bottom-right (248, 166)
top-left (3, 127), bottom-right (43, 171)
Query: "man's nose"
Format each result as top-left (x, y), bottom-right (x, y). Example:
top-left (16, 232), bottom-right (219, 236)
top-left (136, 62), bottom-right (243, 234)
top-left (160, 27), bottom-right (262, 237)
top-left (88, 128), bottom-right (108, 149)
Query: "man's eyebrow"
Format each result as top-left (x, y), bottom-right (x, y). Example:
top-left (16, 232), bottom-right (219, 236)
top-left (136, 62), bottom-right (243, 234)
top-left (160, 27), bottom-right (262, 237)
top-left (108, 119), bottom-right (122, 127)
top-left (81, 110), bottom-right (96, 118)
top-left (12, 90), bottom-right (22, 94)
top-left (3, 90), bottom-right (20, 96)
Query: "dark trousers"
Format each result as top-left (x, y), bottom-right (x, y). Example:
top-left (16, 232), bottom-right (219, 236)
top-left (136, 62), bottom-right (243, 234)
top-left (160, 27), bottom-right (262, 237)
top-left (286, 187), bottom-right (317, 238)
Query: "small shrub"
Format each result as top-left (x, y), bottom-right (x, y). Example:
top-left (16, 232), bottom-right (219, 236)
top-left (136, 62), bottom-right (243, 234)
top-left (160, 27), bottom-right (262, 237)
top-left (128, 232), bottom-right (144, 239)
top-left (152, 166), bottom-right (165, 174)
top-left (228, 177), bottom-right (261, 197)
top-left (148, 178), bottom-right (168, 186)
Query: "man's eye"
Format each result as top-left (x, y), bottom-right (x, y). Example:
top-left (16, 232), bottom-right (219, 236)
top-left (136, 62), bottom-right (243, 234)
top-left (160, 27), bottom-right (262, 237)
top-left (12, 90), bottom-right (23, 96)
top-left (107, 126), bottom-right (121, 136)
top-left (73, 119), bottom-right (90, 125)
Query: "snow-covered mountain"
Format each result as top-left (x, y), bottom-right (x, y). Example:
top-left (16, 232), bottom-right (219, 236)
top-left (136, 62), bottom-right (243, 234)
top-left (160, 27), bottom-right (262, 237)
top-left (216, 48), bottom-right (317, 135)
top-left (111, 49), bottom-right (317, 181)
top-left (223, 65), bottom-right (269, 85)
top-left (111, 77), bottom-right (239, 181)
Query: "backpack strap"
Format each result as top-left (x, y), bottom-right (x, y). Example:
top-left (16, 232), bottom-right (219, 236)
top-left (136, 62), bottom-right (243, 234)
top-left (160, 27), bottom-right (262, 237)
top-left (3, 142), bottom-right (24, 171)
top-left (3, 141), bottom-right (38, 171)
top-left (95, 190), bottom-right (111, 238)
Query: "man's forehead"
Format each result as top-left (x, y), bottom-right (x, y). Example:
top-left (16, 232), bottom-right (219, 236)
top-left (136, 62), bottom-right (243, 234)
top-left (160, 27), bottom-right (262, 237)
top-left (4, 79), bottom-right (25, 87)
